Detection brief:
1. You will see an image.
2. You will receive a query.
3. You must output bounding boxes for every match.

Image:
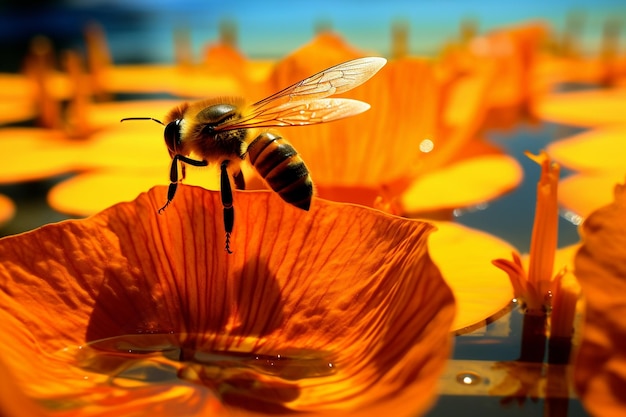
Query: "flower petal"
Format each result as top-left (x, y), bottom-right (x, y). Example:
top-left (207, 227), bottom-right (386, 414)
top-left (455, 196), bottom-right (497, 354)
top-left (47, 170), bottom-right (173, 216)
top-left (428, 221), bottom-right (515, 332)
top-left (547, 124), bottom-right (626, 173)
top-left (1, 185), bottom-right (455, 416)
top-left (574, 178), bottom-right (626, 416)
top-left (533, 87), bottom-right (626, 127)
top-left (0, 95), bottom-right (36, 125)
top-left (0, 128), bottom-right (86, 183)
top-left (401, 153), bottom-right (522, 214)
top-left (267, 35), bottom-right (438, 189)
top-left (559, 171), bottom-right (625, 219)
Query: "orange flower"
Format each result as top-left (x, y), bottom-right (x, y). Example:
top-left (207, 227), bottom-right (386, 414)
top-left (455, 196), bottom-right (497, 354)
top-left (263, 32), bottom-right (521, 215)
top-left (493, 151), bottom-right (565, 314)
top-left (573, 177), bottom-right (626, 416)
top-left (0, 185), bottom-right (456, 416)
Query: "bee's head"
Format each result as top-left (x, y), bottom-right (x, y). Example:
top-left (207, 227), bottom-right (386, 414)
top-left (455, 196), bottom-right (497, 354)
top-left (164, 118), bottom-right (183, 158)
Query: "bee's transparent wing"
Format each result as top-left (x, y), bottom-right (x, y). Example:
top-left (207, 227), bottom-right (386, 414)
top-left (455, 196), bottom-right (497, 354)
top-left (215, 57), bottom-right (385, 131)
top-left (225, 98), bottom-right (371, 129)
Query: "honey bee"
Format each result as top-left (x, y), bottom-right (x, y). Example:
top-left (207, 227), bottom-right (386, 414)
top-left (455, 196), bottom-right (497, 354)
top-left (122, 57), bottom-right (386, 253)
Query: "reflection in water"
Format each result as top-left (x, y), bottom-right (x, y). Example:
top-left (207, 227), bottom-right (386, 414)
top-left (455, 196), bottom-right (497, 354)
top-left (59, 333), bottom-right (336, 410)
top-left (489, 304), bottom-right (575, 416)
top-left (437, 302), bottom-right (583, 416)
top-left (456, 371), bottom-right (482, 386)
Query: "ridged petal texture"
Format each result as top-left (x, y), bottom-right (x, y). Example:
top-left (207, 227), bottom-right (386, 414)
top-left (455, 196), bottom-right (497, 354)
top-left (0, 185), bottom-right (455, 417)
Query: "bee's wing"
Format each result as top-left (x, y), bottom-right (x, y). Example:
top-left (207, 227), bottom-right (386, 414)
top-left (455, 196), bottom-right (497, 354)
top-left (215, 56), bottom-right (385, 131)
top-left (222, 98), bottom-right (372, 129)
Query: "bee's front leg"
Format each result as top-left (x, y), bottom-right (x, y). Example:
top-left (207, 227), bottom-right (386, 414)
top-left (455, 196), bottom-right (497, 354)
top-left (159, 154), bottom-right (208, 213)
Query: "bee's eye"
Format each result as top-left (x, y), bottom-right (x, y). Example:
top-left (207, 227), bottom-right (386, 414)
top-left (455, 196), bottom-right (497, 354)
top-left (164, 119), bottom-right (182, 154)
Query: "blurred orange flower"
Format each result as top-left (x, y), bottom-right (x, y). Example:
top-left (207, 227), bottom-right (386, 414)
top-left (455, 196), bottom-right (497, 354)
top-left (574, 178), bottom-right (626, 416)
top-left (263, 32), bottom-right (521, 216)
top-left (0, 185), bottom-right (456, 417)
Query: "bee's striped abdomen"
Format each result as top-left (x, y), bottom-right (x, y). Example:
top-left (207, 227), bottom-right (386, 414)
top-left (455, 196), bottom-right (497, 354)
top-left (247, 132), bottom-right (313, 210)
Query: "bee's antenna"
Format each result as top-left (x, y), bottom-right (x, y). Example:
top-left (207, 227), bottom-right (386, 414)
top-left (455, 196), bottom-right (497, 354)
top-left (120, 117), bottom-right (165, 125)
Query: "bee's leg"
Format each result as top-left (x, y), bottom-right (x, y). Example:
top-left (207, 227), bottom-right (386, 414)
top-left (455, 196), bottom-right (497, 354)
top-left (220, 160), bottom-right (235, 254)
top-left (233, 170), bottom-right (245, 190)
top-left (159, 154), bottom-right (207, 213)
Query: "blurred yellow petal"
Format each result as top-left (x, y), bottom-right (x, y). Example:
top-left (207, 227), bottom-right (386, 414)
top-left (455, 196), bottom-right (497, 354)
top-left (48, 168), bottom-right (221, 216)
top-left (90, 63), bottom-right (243, 98)
top-left (546, 124), bottom-right (626, 219)
top-left (0, 128), bottom-right (86, 183)
top-left (0, 185), bottom-right (455, 416)
top-left (0, 96), bottom-right (36, 125)
top-left (48, 170), bottom-right (167, 216)
top-left (559, 171), bottom-right (625, 219)
top-left (533, 87), bottom-right (626, 127)
top-left (0, 73), bottom-right (38, 101)
top-left (574, 178), bottom-right (626, 416)
top-left (401, 153), bottom-right (523, 214)
top-left (535, 55), bottom-right (611, 86)
top-left (547, 124), bottom-right (626, 173)
top-left (428, 221), bottom-right (515, 332)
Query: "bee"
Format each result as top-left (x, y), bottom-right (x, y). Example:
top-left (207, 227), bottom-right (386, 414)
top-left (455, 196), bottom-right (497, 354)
top-left (122, 57), bottom-right (386, 253)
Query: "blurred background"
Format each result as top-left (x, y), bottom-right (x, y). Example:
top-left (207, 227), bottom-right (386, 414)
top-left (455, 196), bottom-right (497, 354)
top-left (2, 0), bottom-right (624, 67)
top-left (0, 0), bottom-right (624, 246)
